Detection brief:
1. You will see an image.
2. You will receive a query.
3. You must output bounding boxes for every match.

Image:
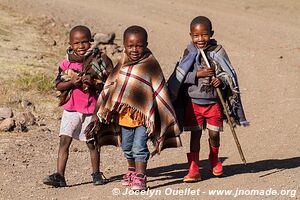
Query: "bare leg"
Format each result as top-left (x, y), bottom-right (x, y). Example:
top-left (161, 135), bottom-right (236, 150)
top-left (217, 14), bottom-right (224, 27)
top-left (208, 130), bottom-right (220, 147)
top-left (57, 135), bottom-right (72, 176)
top-left (190, 130), bottom-right (202, 152)
top-left (127, 159), bottom-right (135, 169)
top-left (135, 162), bottom-right (147, 175)
top-left (87, 142), bottom-right (100, 173)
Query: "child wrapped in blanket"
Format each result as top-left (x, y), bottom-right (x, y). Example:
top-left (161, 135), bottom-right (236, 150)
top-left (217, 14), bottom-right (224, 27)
top-left (168, 16), bottom-right (249, 182)
top-left (86, 25), bottom-right (182, 191)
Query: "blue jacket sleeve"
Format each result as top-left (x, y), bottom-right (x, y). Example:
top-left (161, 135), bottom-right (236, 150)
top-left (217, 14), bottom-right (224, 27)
top-left (210, 46), bottom-right (249, 125)
top-left (183, 71), bottom-right (197, 84)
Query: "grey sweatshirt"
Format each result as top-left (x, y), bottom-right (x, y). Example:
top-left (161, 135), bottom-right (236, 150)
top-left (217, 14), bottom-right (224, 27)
top-left (184, 54), bottom-right (227, 105)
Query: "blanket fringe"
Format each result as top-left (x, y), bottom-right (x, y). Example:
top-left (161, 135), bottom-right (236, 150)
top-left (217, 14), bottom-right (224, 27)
top-left (97, 102), bottom-right (155, 134)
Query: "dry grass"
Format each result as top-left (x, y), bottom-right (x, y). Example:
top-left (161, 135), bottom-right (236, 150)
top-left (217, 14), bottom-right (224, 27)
top-left (13, 72), bottom-right (55, 93)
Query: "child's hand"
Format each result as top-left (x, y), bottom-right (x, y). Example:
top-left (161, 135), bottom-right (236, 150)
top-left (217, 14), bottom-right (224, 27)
top-left (82, 74), bottom-right (93, 85)
top-left (70, 74), bottom-right (82, 87)
top-left (211, 77), bottom-right (222, 88)
top-left (82, 74), bottom-right (94, 92)
top-left (196, 67), bottom-right (215, 78)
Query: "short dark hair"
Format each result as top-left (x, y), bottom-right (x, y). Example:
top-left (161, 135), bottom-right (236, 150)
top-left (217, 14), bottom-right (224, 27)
top-left (190, 16), bottom-right (212, 31)
top-left (69, 25), bottom-right (92, 41)
top-left (123, 25), bottom-right (148, 42)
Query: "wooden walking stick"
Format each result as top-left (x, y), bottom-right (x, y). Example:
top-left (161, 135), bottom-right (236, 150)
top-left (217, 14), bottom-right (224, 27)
top-left (199, 48), bottom-right (247, 164)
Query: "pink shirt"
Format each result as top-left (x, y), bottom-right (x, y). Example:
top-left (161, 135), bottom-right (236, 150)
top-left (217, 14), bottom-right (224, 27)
top-left (59, 59), bottom-right (98, 114)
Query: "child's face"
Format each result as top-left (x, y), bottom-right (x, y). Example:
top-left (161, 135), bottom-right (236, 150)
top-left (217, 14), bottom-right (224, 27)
top-left (69, 31), bottom-right (91, 56)
top-left (190, 24), bottom-right (213, 49)
top-left (123, 33), bottom-right (148, 61)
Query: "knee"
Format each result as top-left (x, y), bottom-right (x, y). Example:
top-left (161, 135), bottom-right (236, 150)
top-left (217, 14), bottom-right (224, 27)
top-left (132, 143), bottom-right (149, 162)
top-left (59, 136), bottom-right (72, 150)
top-left (209, 130), bottom-right (220, 141)
top-left (86, 142), bottom-right (97, 151)
top-left (122, 138), bottom-right (133, 152)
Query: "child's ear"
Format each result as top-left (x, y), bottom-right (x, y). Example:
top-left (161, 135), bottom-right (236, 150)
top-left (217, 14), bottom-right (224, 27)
top-left (210, 30), bottom-right (214, 37)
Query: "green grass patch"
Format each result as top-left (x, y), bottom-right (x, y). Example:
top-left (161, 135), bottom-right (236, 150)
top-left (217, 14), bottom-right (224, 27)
top-left (13, 72), bottom-right (55, 93)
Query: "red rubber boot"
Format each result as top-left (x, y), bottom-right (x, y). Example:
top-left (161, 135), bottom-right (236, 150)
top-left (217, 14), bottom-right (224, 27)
top-left (209, 142), bottom-right (223, 176)
top-left (183, 152), bottom-right (201, 182)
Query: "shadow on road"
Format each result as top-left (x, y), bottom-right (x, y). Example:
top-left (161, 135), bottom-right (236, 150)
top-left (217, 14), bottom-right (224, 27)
top-left (110, 156), bottom-right (300, 189)
top-left (66, 181), bottom-right (92, 187)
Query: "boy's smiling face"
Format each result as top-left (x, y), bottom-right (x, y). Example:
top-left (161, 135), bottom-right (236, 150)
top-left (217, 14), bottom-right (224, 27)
top-left (123, 33), bottom-right (148, 61)
top-left (69, 31), bottom-right (91, 56)
top-left (190, 23), bottom-right (214, 49)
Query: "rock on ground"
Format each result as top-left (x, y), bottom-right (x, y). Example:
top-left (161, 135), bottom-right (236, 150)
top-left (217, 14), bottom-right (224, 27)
top-left (0, 118), bottom-right (15, 131)
top-left (0, 107), bottom-right (13, 119)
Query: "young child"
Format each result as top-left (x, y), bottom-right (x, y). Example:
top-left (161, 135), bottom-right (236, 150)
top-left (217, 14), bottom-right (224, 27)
top-left (168, 16), bottom-right (249, 182)
top-left (43, 25), bottom-right (113, 187)
top-left (91, 25), bottom-right (181, 191)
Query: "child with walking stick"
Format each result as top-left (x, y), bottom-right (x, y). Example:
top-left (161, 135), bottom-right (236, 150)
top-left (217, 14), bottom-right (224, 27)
top-left (168, 16), bottom-right (249, 182)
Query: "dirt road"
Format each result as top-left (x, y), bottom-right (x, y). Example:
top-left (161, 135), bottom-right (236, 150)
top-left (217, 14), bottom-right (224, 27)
top-left (0, 0), bottom-right (299, 199)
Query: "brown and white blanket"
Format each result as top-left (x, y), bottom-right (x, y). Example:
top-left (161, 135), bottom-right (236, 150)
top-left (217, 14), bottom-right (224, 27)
top-left (86, 49), bottom-right (182, 156)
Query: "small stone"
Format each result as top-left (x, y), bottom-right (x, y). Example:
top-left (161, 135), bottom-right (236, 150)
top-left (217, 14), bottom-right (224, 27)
top-left (14, 111), bottom-right (36, 126)
top-left (73, 147), bottom-right (78, 152)
top-left (23, 101), bottom-right (35, 112)
top-left (38, 123), bottom-right (46, 127)
top-left (105, 165), bottom-right (112, 172)
top-left (0, 118), bottom-right (15, 131)
top-left (52, 40), bottom-right (57, 46)
top-left (93, 32), bottom-right (116, 44)
top-left (41, 127), bottom-right (51, 133)
top-left (0, 107), bottom-right (13, 119)
top-left (14, 124), bottom-right (27, 132)
top-left (279, 56), bottom-right (283, 59)
top-left (37, 54), bottom-right (44, 60)
top-left (64, 23), bottom-right (70, 28)
top-left (20, 99), bottom-right (33, 109)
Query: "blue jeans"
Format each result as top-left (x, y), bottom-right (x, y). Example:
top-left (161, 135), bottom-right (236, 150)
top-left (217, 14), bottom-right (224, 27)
top-left (121, 126), bottom-right (149, 163)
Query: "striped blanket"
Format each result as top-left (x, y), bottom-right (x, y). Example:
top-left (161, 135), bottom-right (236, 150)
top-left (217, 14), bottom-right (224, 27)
top-left (86, 49), bottom-right (182, 155)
